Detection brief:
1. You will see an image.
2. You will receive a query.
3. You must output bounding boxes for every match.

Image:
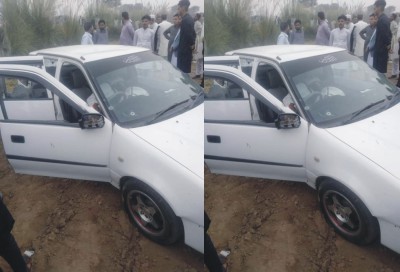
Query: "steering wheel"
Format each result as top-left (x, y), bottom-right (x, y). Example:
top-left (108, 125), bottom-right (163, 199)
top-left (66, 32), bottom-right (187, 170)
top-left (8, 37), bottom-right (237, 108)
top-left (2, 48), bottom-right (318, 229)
top-left (305, 92), bottom-right (323, 107)
top-left (108, 92), bottom-right (126, 107)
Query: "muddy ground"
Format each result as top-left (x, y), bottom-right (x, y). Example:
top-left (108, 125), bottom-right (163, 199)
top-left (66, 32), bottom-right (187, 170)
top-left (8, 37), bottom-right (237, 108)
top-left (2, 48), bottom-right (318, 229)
top-left (0, 143), bottom-right (203, 272)
top-left (205, 170), bottom-right (400, 272)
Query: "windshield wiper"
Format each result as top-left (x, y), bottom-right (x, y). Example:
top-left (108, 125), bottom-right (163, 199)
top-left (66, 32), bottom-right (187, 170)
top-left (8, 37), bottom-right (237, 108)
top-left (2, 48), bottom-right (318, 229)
top-left (148, 99), bottom-right (190, 123)
top-left (386, 90), bottom-right (400, 104)
top-left (343, 99), bottom-right (386, 124)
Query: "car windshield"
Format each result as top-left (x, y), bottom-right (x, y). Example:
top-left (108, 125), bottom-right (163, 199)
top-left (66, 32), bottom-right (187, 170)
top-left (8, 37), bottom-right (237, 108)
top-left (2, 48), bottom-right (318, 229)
top-left (85, 51), bottom-right (203, 127)
top-left (281, 51), bottom-right (400, 127)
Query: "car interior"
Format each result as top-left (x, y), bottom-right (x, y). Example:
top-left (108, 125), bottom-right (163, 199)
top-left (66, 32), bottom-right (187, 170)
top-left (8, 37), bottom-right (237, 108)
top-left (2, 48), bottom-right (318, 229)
top-left (254, 64), bottom-right (290, 123)
top-left (59, 65), bottom-right (93, 122)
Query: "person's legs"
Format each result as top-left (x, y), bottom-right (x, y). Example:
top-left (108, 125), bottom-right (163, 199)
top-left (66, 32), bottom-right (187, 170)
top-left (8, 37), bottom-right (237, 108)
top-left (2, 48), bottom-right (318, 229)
top-left (397, 57), bottom-right (400, 87)
top-left (205, 233), bottom-right (225, 272)
top-left (0, 234), bottom-right (27, 272)
top-left (196, 58), bottom-right (203, 77)
top-left (392, 58), bottom-right (399, 78)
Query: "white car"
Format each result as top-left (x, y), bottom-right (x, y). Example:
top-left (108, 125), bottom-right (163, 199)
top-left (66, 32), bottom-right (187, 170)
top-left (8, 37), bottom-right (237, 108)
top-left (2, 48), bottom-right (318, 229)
top-left (0, 45), bottom-right (204, 253)
top-left (204, 45), bottom-right (400, 254)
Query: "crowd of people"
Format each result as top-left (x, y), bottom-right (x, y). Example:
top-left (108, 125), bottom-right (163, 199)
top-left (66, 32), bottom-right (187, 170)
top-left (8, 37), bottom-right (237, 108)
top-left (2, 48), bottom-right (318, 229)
top-left (79, 0), bottom-right (203, 77)
top-left (277, 0), bottom-right (400, 88)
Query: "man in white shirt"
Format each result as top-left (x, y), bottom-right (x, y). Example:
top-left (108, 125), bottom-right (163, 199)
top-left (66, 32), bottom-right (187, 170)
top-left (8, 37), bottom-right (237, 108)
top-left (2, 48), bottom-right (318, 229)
top-left (329, 15), bottom-right (350, 50)
top-left (81, 22), bottom-right (94, 45)
top-left (156, 14), bottom-right (172, 58)
top-left (345, 14), bottom-right (354, 30)
top-left (352, 14), bottom-right (369, 57)
top-left (277, 22), bottom-right (290, 45)
top-left (149, 14), bottom-right (159, 31)
top-left (133, 15), bottom-right (155, 51)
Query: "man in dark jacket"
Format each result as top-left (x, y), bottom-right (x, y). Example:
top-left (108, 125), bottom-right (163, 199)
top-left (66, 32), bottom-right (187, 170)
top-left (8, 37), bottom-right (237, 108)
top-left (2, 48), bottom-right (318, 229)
top-left (397, 38), bottom-right (400, 87)
top-left (177, 0), bottom-right (196, 73)
top-left (0, 193), bottom-right (28, 272)
top-left (373, 0), bottom-right (392, 73)
top-left (360, 13), bottom-right (378, 62)
top-left (164, 14), bottom-right (181, 62)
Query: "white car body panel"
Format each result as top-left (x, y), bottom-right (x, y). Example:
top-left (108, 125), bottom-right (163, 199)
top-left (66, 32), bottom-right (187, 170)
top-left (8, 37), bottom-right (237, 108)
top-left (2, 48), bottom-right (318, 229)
top-left (108, 106), bottom-right (204, 252)
top-left (0, 46), bottom-right (204, 253)
top-left (205, 46), bottom-right (400, 254)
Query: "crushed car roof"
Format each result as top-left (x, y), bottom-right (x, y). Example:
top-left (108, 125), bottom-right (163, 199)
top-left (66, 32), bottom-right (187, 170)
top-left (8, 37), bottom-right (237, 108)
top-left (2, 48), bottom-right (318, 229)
top-left (226, 45), bottom-right (345, 63)
top-left (30, 45), bottom-right (149, 63)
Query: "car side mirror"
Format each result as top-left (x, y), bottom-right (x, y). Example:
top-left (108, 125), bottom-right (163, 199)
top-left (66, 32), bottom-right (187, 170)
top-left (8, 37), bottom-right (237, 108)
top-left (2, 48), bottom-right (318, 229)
top-left (275, 113), bottom-right (301, 129)
top-left (79, 113), bottom-right (105, 129)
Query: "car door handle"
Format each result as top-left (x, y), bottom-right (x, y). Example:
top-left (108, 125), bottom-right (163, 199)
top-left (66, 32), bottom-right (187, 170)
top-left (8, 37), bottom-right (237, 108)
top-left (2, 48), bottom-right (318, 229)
top-left (11, 135), bottom-right (25, 143)
top-left (207, 135), bottom-right (221, 143)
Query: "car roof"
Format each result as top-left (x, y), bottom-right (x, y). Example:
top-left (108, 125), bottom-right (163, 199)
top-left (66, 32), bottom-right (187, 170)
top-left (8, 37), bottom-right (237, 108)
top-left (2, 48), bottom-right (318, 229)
top-left (226, 45), bottom-right (345, 63)
top-left (30, 45), bottom-right (149, 63)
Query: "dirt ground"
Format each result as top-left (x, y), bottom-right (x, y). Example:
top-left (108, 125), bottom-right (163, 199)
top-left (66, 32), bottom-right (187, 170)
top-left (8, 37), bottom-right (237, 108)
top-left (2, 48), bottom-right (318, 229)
top-left (0, 63), bottom-right (204, 272)
top-left (0, 143), bottom-right (203, 272)
top-left (204, 70), bottom-right (400, 272)
top-left (205, 170), bottom-right (400, 272)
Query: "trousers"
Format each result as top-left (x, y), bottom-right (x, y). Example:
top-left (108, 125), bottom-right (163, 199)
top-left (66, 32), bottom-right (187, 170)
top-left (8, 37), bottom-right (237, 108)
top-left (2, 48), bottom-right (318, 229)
top-left (0, 233), bottom-right (27, 272)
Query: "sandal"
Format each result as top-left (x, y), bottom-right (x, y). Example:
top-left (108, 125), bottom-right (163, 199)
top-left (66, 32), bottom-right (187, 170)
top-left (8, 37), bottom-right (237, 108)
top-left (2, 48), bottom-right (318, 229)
top-left (23, 250), bottom-right (34, 272)
top-left (218, 250), bottom-right (230, 272)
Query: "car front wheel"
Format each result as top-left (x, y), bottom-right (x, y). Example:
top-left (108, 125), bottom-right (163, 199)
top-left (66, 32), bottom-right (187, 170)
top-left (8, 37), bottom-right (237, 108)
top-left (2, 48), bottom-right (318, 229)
top-left (318, 179), bottom-right (379, 245)
top-left (122, 179), bottom-right (183, 245)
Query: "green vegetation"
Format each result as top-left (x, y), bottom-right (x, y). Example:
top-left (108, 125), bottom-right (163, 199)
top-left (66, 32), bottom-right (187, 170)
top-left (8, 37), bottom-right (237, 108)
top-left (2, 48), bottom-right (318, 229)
top-left (205, 0), bottom-right (397, 56)
top-left (1, 0), bottom-right (173, 55)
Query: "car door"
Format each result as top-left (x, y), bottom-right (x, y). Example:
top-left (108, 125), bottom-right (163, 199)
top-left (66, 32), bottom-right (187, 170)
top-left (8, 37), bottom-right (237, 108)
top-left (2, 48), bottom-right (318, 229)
top-left (0, 64), bottom-right (112, 182)
top-left (204, 64), bottom-right (308, 182)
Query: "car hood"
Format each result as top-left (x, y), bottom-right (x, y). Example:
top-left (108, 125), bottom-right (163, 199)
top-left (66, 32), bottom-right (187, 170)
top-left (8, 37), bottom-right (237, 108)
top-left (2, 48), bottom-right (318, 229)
top-left (326, 104), bottom-right (400, 179)
top-left (129, 104), bottom-right (204, 179)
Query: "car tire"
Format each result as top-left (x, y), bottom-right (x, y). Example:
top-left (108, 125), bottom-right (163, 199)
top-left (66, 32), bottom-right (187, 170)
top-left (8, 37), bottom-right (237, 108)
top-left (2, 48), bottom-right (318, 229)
top-left (318, 179), bottom-right (379, 245)
top-left (122, 179), bottom-right (183, 245)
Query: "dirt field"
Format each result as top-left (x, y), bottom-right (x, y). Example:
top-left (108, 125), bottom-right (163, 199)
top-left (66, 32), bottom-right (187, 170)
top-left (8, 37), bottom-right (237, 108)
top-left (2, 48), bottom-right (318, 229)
top-left (0, 142), bottom-right (203, 272)
top-left (205, 169), bottom-right (400, 272)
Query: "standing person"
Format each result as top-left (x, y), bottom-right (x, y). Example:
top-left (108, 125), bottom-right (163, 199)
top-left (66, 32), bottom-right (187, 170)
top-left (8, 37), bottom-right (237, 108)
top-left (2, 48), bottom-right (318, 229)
top-left (133, 15), bottom-right (155, 51)
top-left (120, 11), bottom-right (135, 46)
top-left (155, 14), bottom-right (172, 58)
top-left (277, 22), bottom-right (290, 45)
top-left (149, 15), bottom-right (159, 31)
top-left (360, 14), bottom-right (378, 62)
top-left (352, 14), bottom-right (369, 58)
top-left (316, 11), bottom-right (331, 45)
top-left (329, 15), bottom-right (351, 50)
top-left (0, 193), bottom-right (30, 272)
top-left (153, 15), bottom-right (162, 53)
top-left (177, 0), bottom-right (196, 74)
top-left (373, 0), bottom-right (392, 74)
top-left (81, 22), bottom-right (94, 45)
top-left (193, 13), bottom-right (203, 78)
top-left (345, 14), bottom-right (354, 30)
top-left (93, 19), bottom-right (109, 45)
top-left (389, 13), bottom-right (399, 78)
top-left (289, 19), bottom-right (305, 44)
top-left (397, 32), bottom-right (400, 86)
top-left (164, 14), bottom-right (181, 62)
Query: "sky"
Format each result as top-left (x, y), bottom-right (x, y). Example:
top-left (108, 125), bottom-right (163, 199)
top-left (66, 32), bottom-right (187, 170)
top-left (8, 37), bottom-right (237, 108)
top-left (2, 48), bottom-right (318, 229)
top-left (318, 0), bottom-right (399, 11)
top-left (121, 0), bottom-right (204, 12)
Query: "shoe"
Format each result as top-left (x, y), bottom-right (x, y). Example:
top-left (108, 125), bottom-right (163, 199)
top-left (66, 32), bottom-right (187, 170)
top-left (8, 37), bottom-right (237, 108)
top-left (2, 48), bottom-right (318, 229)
top-left (192, 75), bottom-right (201, 79)
top-left (389, 75), bottom-right (397, 79)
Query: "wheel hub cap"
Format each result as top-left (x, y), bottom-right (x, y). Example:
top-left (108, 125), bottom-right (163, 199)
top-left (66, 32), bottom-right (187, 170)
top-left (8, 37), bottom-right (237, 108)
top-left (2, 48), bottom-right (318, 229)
top-left (138, 204), bottom-right (153, 223)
